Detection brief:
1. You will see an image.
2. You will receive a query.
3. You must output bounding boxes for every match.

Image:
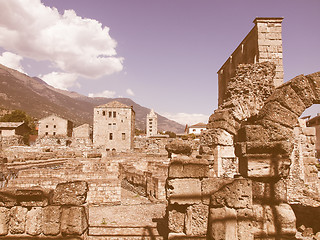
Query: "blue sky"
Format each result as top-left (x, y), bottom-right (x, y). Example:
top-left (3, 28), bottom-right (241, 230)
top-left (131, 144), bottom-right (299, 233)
top-left (0, 0), bottom-right (319, 124)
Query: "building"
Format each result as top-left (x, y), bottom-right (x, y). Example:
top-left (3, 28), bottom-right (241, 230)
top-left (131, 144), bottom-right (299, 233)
top-left (186, 123), bottom-right (207, 135)
top-left (307, 113), bottom-right (320, 159)
top-left (93, 101), bottom-right (135, 152)
top-left (146, 109), bottom-right (158, 137)
top-left (0, 122), bottom-right (30, 137)
top-left (38, 114), bottom-right (73, 137)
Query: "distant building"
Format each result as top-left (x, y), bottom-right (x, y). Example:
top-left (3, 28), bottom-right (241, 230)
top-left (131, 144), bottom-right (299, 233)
top-left (72, 123), bottom-right (92, 146)
top-left (186, 123), bottom-right (207, 136)
top-left (93, 101), bottom-right (135, 152)
top-left (307, 113), bottom-right (320, 158)
top-left (0, 122), bottom-right (30, 137)
top-left (146, 109), bottom-right (158, 137)
top-left (38, 114), bottom-right (73, 138)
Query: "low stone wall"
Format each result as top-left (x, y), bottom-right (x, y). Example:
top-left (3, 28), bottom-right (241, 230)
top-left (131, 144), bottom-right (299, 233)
top-left (0, 181), bottom-right (88, 239)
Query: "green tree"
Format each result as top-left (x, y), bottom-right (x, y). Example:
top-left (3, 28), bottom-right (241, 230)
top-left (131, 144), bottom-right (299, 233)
top-left (165, 131), bottom-right (176, 138)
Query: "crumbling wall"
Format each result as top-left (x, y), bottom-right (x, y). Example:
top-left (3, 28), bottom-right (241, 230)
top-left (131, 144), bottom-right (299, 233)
top-left (0, 181), bottom-right (88, 239)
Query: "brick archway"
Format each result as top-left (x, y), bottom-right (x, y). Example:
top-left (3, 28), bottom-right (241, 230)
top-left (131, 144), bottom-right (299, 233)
top-left (236, 71), bottom-right (320, 178)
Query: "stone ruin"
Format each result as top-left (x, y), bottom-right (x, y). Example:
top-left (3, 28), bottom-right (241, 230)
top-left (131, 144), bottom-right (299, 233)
top-left (165, 17), bottom-right (320, 240)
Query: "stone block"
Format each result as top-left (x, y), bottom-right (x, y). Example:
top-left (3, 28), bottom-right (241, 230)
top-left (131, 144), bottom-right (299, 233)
top-left (208, 206), bottom-right (237, 240)
top-left (52, 181), bottom-right (88, 205)
top-left (61, 206), bottom-right (88, 235)
top-left (252, 179), bottom-right (287, 203)
top-left (236, 208), bottom-right (254, 240)
top-left (165, 142), bottom-right (192, 156)
top-left (0, 188), bottom-right (17, 207)
top-left (258, 119), bottom-right (294, 142)
top-left (0, 207), bottom-right (9, 235)
top-left (167, 179), bottom-right (201, 205)
top-left (168, 158), bottom-right (209, 178)
top-left (209, 109), bottom-right (239, 130)
top-left (266, 84), bottom-right (306, 116)
top-left (207, 120), bottom-right (237, 135)
top-left (288, 74), bottom-right (316, 108)
top-left (242, 155), bottom-right (291, 178)
top-left (237, 125), bottom-right (268, 142)
top-left (42, 206), bottom-right (61, 236)
top-left (26, 207), bottom-right (42, 236)
top-left (245, 141), bottom-right (293, 156)
top-left (201, 178), bottom-right (234, 205)
top-left (185, 204), bottom-right (209, 236)
top-left (306, 71), bottom-right (320, 103)
top-left (168, 206), bottom-right (185, 233)
top-left (274, 203), bottom-right (296, 235)
top-left (258, 101), bottom-right (298, 128)
top-left (9, 206), bottom-right (27, 234)
top-left (252, 204), bottom-right (276, 236)
top-left (16, 188), bottom-right (50, 207)
top-left (210, 179), bottom-right (252, 209)
top-left (302, 127), bottom-right (316, 136)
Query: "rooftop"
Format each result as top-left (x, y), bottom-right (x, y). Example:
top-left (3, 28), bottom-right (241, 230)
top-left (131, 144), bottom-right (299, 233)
top-left (0, 122), bottom-right (25, 128)
top-left (97, 101), bottom-right (131, 109)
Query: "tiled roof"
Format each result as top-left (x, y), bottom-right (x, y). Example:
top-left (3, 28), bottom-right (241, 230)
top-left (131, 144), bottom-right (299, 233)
top-left (0, 122), bottom-right (24, 128)
top-left (189, 122), bottom-right (207, 128)
top-left (97, 101), bottom-right (130, 108)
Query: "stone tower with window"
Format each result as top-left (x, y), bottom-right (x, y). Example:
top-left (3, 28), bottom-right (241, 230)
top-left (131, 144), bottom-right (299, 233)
top-left (146, 109), bottom-right (157, 137)
top-left (93, 101), bottom-right (135, 152)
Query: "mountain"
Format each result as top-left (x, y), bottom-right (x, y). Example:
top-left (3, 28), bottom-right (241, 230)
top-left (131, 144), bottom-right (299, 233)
top-left (0, 64), bottom-right (184, 133)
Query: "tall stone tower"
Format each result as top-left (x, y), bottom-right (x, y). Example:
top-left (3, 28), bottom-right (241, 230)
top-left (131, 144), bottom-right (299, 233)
top-left (93, 101), bottom-right (135, 152)
top-left (146, 109), bottom-right (157, 137)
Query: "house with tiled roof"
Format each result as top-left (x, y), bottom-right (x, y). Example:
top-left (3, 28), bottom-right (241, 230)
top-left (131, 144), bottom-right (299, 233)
top-left (185, 122), bottom-right (207, 136)
top-left (0, 122), bottom-right (30, 137)
top-left (93, 101), bottom-right (135, 152)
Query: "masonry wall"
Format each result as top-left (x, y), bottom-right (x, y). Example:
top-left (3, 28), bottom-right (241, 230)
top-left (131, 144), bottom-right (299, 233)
top-left (38, 115), bottom-right (73, 137)
top-left (218, 17), bottom-right (283, 106)
top-left (93, 106), bottom-right (135, 152)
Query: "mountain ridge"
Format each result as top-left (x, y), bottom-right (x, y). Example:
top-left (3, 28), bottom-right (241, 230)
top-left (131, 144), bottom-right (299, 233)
top-left (0, 64), bottom-right (184, 133)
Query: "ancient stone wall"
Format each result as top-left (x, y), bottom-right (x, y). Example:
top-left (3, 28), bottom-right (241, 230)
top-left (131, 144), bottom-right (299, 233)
top-left (0, 181), bottom-right (88, 239)
top-left (218, 17), bottom-right (283, 106)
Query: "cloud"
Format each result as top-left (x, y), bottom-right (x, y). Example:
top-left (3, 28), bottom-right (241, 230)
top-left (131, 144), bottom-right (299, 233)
top-left (88, 90), bottom-right (116, 98)
top-left (161, 112), bottom-right (209, 125)
top-left (39, 72), bottom-right (78, 90)
top-left (0, 0), bottom-right (123, 79)
top-left (126, 88), bottom-right (135, 96)
top-left (0, 51), bottom-right (26, 74)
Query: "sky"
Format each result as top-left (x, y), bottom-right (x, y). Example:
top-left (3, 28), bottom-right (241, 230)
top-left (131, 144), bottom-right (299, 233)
top-left (0, 0), bottom-right (319, 125)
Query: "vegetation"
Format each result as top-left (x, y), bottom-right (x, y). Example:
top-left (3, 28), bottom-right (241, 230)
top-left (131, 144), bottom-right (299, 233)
top-left (135, 128), bottom-right (145, 136)
top-left (164, 131), bottom-right (176, 138)
top-left (0, 110), bottom-right (37, 144)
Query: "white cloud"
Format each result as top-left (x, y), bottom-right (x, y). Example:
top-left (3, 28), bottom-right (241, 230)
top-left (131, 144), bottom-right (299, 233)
top-left (0, 51), bottom-right (26, 74)
top-left (126, 88), bottom-right (135, 96)
top-left (0, 0), bottom-right (123, 79)
top-left (39, 72), bottom-right (78, 90)
top-left (88, 90), bottom-right (116, 98)
top-left (161, 112), bottom-right (209, 125)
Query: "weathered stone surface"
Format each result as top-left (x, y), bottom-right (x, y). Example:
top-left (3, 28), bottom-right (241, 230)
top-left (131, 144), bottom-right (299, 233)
top-left (201, 178), bottom-right (234, 205)
top-left (242, 156), bottom-right (291, 178)
top-left (16, 188), bottom-right (50, 207)
top-left (208, 109), bottom-right (240, 132)
top-left (42, 206), bottom-right (61, 236)
top-left (237, 125), bottom-right (268, 142)
top-left (9, 206), bottom-right (27, 234)
top-left (61, 206), bottom-right (88, 235)
top-left (274, 203), bottom-right (296, 235)
top-left (245, 141), bottom-right (293, 156)
top-left (210, 179), bottom-right (252, 209)
top-left (26, 207), bottom-right (42, 236)
top-left (258, 101), bottom-right (299, 128)
top-left (168, 206), bottom-right (185, 233)
top-left (200, 129), bottom-right (234, 147)
top-left (52, 181), bottom-right (88, 205)
top-left (252, 179), bottom-right (287, 203)
top-left (168, 158), bottom-right (209, 178)
top-left (0, 188), bottom-right (17, 207)
top-left (306, 71), bottom-right (320, 103)
top-left (207, 120), bottom-right (237, 135)
top-left (0, 207), bottom-right (9, 235)
top-left (185, 204), bottom-right (209, 236)
top-left (252, 204), bottom-right (276, 236)
top-left (165, 142), bottom-right (193, 156)
top-left (167, 179), bottom-right (201, 205)
top-left (237, 208), bottom-right (254, 240)
top-left (288, 74), bottom-right (316, 108)
top-left (258, 119), bottom-right (294, 142)
top-left (209, 206), bottom-right (237, 240)
top-left (266, 84), bottom-right (306, 116)
top-left (302, 126), bottom-right (316, 136)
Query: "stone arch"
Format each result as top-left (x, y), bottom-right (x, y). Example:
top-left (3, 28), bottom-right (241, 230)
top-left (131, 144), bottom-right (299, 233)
top-left (236, 71), bottom-right (320, 178)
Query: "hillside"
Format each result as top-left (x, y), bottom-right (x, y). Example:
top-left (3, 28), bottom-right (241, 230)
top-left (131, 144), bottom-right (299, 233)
top-left (0, 64), bottom-right (184, 133)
